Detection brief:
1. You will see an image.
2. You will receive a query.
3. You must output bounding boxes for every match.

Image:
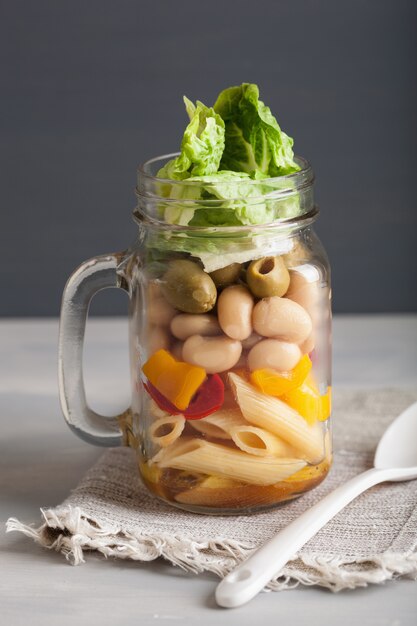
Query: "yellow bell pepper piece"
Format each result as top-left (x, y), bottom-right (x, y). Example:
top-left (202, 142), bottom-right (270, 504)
top-left (250, 354), bottom-right (312, 397)
top-left (142, 349), bottom-right (206, 411)
top-left (305, 375), bottom-right (332, 421)
top-left (282, 380), bottom-right (320, 425)
top-left (282, 380), bottom-right (332, 425)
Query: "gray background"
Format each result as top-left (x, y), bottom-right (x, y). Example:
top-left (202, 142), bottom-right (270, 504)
top-left (1, 0), bottom-right (416, 316)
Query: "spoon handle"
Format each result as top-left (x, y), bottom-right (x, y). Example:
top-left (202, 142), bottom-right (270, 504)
top-left (215, 466), bottom-right (395, 608)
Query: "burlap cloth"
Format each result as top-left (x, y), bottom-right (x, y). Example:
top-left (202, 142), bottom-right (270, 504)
top-left (7, 389), bottom-right (417, 591)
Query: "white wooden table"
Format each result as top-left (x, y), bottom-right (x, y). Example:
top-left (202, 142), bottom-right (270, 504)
top-left (1, 316), bottom-right (417, 625)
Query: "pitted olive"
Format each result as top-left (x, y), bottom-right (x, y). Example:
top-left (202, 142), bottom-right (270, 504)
top-left (161, 260), bottom-right (217, 314)
top-left (209, 263), bottom-right (241, 288)
top-left (246, 256), bottom-right (290, 298)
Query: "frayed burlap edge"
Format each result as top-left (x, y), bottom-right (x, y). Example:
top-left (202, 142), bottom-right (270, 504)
top-left (6, 506), bottom-right (417, 592)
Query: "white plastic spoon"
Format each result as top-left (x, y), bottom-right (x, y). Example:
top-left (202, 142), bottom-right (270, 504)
top-left (215, 401), bottom-right (417, 608)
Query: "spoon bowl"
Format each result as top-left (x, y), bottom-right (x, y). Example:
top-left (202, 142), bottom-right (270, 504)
top-left (216, 401), bottom-right (417, 608)
top-left (374, 402), bottom-right (417, 470)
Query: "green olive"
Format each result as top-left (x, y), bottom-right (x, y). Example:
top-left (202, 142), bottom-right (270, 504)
top-left (161, 260), bottom-right (217, 313)
top-left (209, 263), bottom-right (241, 288)
top-left (246, 256), bottom-right (290, 298)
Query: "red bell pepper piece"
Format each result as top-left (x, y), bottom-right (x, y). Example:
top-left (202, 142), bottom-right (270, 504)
top-left (144, 381), bottom-right (181, 415)
top-left (184, 374), bottom-right (224, 419)
top-left (144, 374), bottom-right (224, 420)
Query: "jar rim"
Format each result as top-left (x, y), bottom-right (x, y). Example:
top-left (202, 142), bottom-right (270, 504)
top-left (133, 205), bottom-right (319, 233)
top-left (137, 153), bottom-right (313, 189)
top-left (134, 153), bottom-right (316, 230)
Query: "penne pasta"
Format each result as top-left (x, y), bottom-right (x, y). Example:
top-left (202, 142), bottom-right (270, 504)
top-left (229, 373), bottom-right (324, 463)
top-left (155, 438), bottom-right (306, 486)
top-left (148, 414), bottom-right (185, 448)
top-left (230, 425), bottom-right (296, 457)
top-left (189, 408), bottom-right (246, 440)
top-left (150, 436), bottom-right (197, 465)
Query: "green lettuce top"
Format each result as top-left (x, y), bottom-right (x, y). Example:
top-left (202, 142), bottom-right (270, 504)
top-left (144, 84), bottom-right (305, 271)
top-left (213, 83), bottom-right (299, 177)
top-left (154, 84), bottom-right (301, 229)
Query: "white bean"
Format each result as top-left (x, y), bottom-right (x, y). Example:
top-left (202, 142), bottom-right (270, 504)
top-left (253, 296), bottom-right (312, 344)
top-left (182, 335), bottom-right (242, 374)
top-left (148, 295), bottom-right (176, 326)
top-left (170, 314), bottom-right (221, 340)
top-left (217, 285), bottom-right (254, 340)
top-left (299, 333), bottom-right (315, 355)
top-left (148, 326), bottom-right (170, 354)
top-left (248, 339), bottom-right (301, 372)
top-left (285, 266), bottom-right (321, 316)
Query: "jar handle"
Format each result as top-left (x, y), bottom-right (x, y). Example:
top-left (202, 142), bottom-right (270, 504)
top-left (58, 252), bottom-right (133, 447)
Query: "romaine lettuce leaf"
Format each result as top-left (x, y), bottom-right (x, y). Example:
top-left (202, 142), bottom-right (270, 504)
top-left (158, 169), bottom-right (301, 228)
top-left (157, 170), bottom-right (271, 227)
top-left (187, 171), bottom-right (272, 226)
top-left (146, 226), bottom-right (294, 273)
top-left (213, 83), bottom-right (300, 177)
top-left (150, 84), bottom-right (302, 261)
top-left (157, 97), bottom-right (225, 180)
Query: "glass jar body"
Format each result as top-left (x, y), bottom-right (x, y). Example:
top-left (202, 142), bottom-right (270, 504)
top-left (127, 220), bottom-right (332, 514)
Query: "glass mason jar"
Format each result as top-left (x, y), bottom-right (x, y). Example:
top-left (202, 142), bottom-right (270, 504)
top-left (59, 154), bottom-right (332, 515)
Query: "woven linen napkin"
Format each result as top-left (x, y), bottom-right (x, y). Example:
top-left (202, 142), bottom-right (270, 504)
top-left (7, 389), bottom-right (417, 591)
